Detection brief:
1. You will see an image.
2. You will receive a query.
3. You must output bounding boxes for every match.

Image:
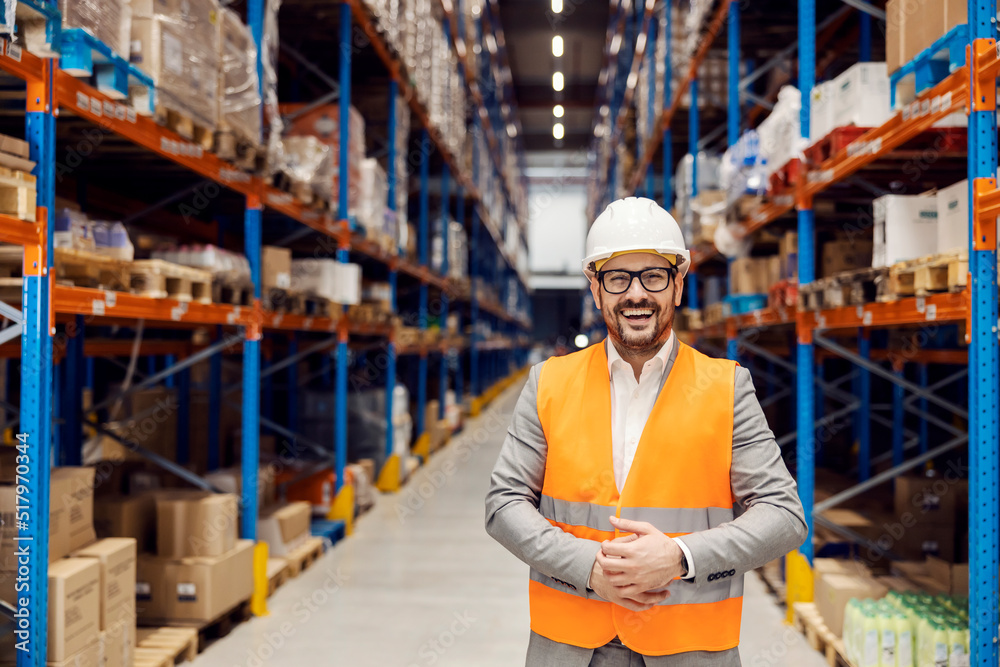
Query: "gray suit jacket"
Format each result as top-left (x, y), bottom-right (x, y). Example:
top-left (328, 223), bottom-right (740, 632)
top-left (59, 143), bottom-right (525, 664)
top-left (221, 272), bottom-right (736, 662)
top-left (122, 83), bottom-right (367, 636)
top-left (485, 342), bottom-right (808, 666)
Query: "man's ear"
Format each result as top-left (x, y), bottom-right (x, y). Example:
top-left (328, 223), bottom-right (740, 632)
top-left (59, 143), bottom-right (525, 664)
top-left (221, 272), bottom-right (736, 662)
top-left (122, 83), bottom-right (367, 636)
top-left (590, 277), bottom-right (602, 310)
top-left (673, 273), bottom-right (684, 307)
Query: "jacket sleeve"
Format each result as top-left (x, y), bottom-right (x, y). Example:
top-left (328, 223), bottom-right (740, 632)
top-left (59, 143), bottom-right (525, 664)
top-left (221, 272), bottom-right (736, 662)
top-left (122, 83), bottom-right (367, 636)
top-left (678, 365), bottom-right (809, 587)
top-left (485, 362), bottom-right (601, 597)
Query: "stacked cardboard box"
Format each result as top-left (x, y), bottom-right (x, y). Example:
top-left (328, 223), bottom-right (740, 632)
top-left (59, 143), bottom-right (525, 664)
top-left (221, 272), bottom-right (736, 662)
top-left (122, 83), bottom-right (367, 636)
top-left (137, 491), bottom-right (252, 624)
top-left (76, 539), bottom-right (138, 667)
top-left (873, 194), bottom-right (939, 267)
top-left (257, 502), bottom-right (312, 557)
top-left (128, 0), bottom-right (221, 130)
top-left (261, 246), bottom-right (292, 292)
top-left (885, 0), bottom-right (967, 74)
top-left (728, 256), bottom-right (782, 295)
top-left (820, 239), bottom-right (873, 278)
top-left (891, 474), bottom-right (965, 562)
top-left (813, 559), bottom-right (889, 636)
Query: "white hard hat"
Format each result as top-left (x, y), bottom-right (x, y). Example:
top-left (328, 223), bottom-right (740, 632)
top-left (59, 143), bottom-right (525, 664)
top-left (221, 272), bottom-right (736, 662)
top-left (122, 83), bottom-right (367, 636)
top-left (582, 197), bottom-right (690, 278)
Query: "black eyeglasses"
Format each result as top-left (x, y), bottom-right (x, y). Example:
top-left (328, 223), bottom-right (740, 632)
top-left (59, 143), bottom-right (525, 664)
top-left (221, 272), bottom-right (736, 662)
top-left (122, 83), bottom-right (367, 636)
top-left (596, 267), bottom-right (676, 294)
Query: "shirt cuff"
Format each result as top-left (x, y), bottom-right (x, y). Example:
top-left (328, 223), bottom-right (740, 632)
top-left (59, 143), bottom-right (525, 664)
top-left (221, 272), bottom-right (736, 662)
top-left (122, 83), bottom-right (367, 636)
top-left (673, 537), bottom-right (695, 581)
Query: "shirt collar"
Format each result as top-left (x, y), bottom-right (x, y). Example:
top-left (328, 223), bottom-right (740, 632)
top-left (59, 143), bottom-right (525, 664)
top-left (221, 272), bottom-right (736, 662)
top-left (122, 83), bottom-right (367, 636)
top-left (606, 330), bottom-right (675, 377)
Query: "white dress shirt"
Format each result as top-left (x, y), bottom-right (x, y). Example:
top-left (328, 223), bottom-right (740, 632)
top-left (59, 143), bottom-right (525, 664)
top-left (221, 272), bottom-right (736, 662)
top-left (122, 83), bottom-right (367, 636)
top-left (605, 332), bottom-right (696, 579)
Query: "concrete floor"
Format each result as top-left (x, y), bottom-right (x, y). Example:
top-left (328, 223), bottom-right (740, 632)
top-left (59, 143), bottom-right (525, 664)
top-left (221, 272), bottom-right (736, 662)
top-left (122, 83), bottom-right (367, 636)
top-left (193, 379), bottom-right (828, 667)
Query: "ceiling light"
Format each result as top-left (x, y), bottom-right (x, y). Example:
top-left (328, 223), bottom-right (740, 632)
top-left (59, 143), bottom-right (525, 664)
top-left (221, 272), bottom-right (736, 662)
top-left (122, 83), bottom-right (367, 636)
top-left (574, 334), bottom-right (589, 349)
top-left (486, 34), bottom-right (497, 54)
top-left (610, 34), bottom-right (622, 56)
top-left (552, 71), bottom-right (564, 91)
top-left (553, 123), bottom-right (565, 140)
top-left (551, 0), bottom-right (563, 13)
top-left (506, 123), bottom-right (517, 138)
top-left (553, 104), bottom-right (565, 118)
top-left (552, 35), bottom-right (564, 57)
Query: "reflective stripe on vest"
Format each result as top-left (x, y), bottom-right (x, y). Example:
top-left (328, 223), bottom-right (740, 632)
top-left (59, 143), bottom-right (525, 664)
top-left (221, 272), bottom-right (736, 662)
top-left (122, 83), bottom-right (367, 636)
top-left (532, 340), bottom-right (742, 656)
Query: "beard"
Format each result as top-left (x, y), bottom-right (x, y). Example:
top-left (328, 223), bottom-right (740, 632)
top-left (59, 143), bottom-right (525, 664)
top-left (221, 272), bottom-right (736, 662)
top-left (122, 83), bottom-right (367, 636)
top-left (599, 293), bottom-right (675, 359)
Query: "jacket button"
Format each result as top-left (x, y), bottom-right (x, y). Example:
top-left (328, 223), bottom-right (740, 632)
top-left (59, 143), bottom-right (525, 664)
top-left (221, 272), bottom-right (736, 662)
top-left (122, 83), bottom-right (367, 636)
top-left (729, 569), bottom-right (736, 577)
top-left (708, 573), bottom-right (716, 582)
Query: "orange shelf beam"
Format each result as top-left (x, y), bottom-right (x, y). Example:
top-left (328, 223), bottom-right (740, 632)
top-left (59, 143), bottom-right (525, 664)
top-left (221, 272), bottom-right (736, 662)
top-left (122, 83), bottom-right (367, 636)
top-left (0, 214), bottom-right (44, 247)
top-left (53, 286), bottom-right (253, 326)
top-left (800, 290), bottom-right (969, 332)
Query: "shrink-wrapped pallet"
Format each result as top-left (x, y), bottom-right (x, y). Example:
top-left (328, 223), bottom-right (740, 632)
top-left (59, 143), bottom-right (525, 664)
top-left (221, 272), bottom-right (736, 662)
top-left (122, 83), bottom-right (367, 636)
top-left (59, 0), bottom-right (133, 56)
top-left (128, 0), bottom-right (220, 131)
top-left (216, 8), bottom-right (261, 148)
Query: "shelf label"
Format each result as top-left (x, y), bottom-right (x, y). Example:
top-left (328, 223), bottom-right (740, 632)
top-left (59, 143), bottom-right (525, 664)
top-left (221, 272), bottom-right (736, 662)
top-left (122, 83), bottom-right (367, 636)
top-left (219, 168), bottom-right (251, 184)
top-left (774, 195), bottom-right (794, 207)
top-left (304, 317), bottom-right (314, 329)
top-left (266, 192), bottom-right (294, 207)
top-left (301, 211), bottom-right (320, 221)
top-left (126, 108), bottom-right (137, 124)
top-left (5, 41), bottom-right (21, 62)
top-left (76, 92), bottom-right (89, 110)
top-left (114, 104), bottom-right (126, 121)
top-left (103, 101), bottom-right (115, 117)
top-left (170, 303), bottom-right (188, 321)
top-left (272, 314), bottom-right (283, 327)
top-left (930, 95), bottom-right (942, 115)
top-left (916, 297), bottom-right (926, 313)
top-left (104, 291), bottom-right (117, 307)
top-left (926, 304), bottom-right (937, 321)
top-left (920, 98), bottom-right (931, 117)
top-left (91, 300), bottom-right (105, 316)
top-left (856, 306), bottom-right (864, 318)
top-left (808, 169), bottom-right (834, 184)
top-left (847, 137), bottom-right (883, 157)
top-left (90, 97), bottom-right (102, 117)
top-left (863, 311), bottom-right (873, 326)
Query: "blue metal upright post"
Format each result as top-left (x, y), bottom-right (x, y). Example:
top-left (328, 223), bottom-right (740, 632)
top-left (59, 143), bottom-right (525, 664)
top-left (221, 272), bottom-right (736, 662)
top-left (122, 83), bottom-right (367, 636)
top-left (662, 0), bottom-right (673, 208)
top-left (858, 330), bottom-right (871, 481)
top-left (62, 314), bottom-right (84, 465)
top-left (417, 129), bottom-right (430, 438)
top-left (967, 1), bottom-right (999, 661)
top-left (892, 363), bottom-right (905, 466)
top-left (208, 325), bottom-right (222, 471)
top-left (177, 365), bottom-right (190, 466)
top-left (859, 11), bottom-right (871, 63)
top-left (689, 79), bottom-right (699, 197)
top-left (727, 0), bottom-right (740, 148)
top-left (383, 78), bottom-right (399, 484)
top-left (334, 0), bottom-right (352, 506)
top-left (455, 185), bottom-right (465, 402)
top-left (796, 0), bottom-right (816, 568)
top-left (470, 207), bottom-right (480, 398)
top-left (439, 165), bottom-right (450, 420)
top-left (241, 198), bottom-right (262, 541)
top-left (814, 359), bottom-right (824, 466)
top-left (287, 333), bottom-right (298, 439)
top-left (644, 15), bottom-right (656, 199)
top-left (20, 59), bottom-right (56, 667)
top-left (917, 363), bottom-right (928, 454)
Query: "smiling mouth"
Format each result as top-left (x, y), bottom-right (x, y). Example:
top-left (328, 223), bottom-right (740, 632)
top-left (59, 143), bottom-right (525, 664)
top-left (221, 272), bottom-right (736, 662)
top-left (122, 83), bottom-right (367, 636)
top-left (620, 308), bottom-right (654, 322)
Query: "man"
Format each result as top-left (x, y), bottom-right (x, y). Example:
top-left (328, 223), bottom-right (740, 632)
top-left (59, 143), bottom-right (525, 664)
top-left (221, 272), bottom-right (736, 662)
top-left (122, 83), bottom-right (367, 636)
top-left (486, 197), bottom-right (808, 666)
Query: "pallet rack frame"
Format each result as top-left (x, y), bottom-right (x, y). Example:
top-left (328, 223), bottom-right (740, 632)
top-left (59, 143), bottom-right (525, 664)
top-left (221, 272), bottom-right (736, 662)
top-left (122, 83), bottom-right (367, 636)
top-left (590, 0), bottom-right (1000, 662)
top-left (5, 0), bottom-right (532, 663)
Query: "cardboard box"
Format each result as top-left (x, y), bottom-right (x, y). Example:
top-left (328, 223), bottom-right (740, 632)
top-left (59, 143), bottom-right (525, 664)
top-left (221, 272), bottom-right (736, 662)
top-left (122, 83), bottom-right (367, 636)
top-left (257, 502), bottom-right (311, 557)
top-left (46, 635), bottom-right (105, 667)
top-left (813, 558), bottom-right (870, 578)
top-left (278, 467), bottom-right (335, 514)
top-left (810, 80), bottom-right (837, 143)
top-left (155, 492), bottom-right (238, 559)
top-left (944, 0), bottom-right (967, 28)
top-left (821, 240), bottom-right (873, 277)
top-left (926, 555), bottom-right (969, 595)
top-left (813, 572), bottom-right (888, 636)
top-left (893, 474), bottom-right (960, 523)
top-left (204, 465), bottom-right (276, 510)
top-left (893, 520), bottom-right (955, 562)
top-left (873, 194), bottom-right (939, 267)
top-left (48, 558), bottom-right (102, 662)
top-left (51, 467), bottom-right (98, 562)
top-left (832, 62), bottom-right (891, 130)
top-left (728, 257), bottom-right (756, 295)
top-left (103, 615), bottom-right (135, 667)
top-left (136, 539), bottom-right (253, 623)
top-left (901, 0), bottom-right (943, 64)
top-left (94, 494), bottom-right (157, 553)
top-left (936, 179), bottom-right (969, 254)
top-left (779, 231), bottom-right (799, 281)
top-left (74, 538), bottom-right (137, 631)
top-left (261, 246), bottom-right (292, 291)
top-left (885, 0), bottom-right (903, 74)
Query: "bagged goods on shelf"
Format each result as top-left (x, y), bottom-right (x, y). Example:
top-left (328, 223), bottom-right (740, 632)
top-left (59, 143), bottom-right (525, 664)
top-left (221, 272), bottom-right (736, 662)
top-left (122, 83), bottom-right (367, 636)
top-left (59, 0), bottom-right (132, 57)
top-left (362, 0), bottom-right (401, 50)
top-left (128, 0), bottom-right (221, 131)
top-left (936, 180), bottom-right (969, 255)
top-left (54, 208), bottom-right (96, 251)
top-left (356, 157), bottom-right (389, 237)
top-left (136, 539), bottom-right (253, 623)
top-left (873, 194), bottom-right (939, 267)
top-left (92, 221), bottom-right (135, 261)
top-left (282, 103), bottom-right (366, 210)
top-left (261, 245), bottom-right (291, 291)
top-left (756, 86), bottom-right (802, 180)
top-left (216, 8), bottom-right (262, 146)
top-left (291, 259), bottom-right (361, 305)
top-left (833, 62), bottom-right (892, 131)
top-left (362, 281), bottom-right (392, 311)
top-left (152, 244), bottom-right (250, 281)
top-left (154, 491), bottom-right (238, 559)
top-left (720, 130), bottom-right (767, 205)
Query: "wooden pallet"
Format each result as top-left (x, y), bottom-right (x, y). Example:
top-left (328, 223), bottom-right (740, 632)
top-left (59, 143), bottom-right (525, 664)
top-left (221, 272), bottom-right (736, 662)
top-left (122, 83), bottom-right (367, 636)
top-left (139, 600), bottom-right (252, 652)
top-left (129, 260), bottom-right (212, 303)
top-left (792, 602), bottom-right (852, 667)
top-left (266, 558), bottom-right (292, 597)
top-left (885, 252), bottom-right (967, 300)
top-left (155, 105), bottom-right (215, 151)
top-left (347, 303), bottom-right (392, 325)
top-left (212, 279), bottom-right (254, 306)
top-left (135, 627), bottom-right (198, 666)
top-left (213, 124), bottom-right (263, 172)
top-left (284, 536), bottom-right (325, 577)
top-left (54, 247), bottom-right (131, 291)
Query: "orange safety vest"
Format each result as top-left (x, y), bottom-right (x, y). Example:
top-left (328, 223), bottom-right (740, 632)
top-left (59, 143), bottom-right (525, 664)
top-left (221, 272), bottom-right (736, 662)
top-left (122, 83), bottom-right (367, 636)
top-left (531, 340), bottom-right (742, 656)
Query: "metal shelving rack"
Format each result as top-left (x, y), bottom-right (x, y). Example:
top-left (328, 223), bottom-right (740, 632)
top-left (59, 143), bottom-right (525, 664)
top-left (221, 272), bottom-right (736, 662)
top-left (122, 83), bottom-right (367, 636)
top-left (6, 0), bottom-right (532, 663)
top-left (590, 0), bottom-right (999, 663)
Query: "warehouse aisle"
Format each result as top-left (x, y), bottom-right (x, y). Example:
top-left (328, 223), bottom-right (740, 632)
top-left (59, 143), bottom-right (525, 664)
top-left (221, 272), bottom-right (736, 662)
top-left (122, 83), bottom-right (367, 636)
top-left (191, 378), bottom-right (826, 667)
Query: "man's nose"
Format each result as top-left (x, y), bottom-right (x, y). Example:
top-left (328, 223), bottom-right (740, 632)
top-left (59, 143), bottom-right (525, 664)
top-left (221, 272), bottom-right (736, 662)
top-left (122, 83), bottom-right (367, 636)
top-left (625, 275), bottom-right (649, 300)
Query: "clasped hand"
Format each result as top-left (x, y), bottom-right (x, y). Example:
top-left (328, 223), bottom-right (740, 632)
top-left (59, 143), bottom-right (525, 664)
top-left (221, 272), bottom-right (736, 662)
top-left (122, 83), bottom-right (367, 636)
top-left (589, 516), bottom-right (685, 612)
